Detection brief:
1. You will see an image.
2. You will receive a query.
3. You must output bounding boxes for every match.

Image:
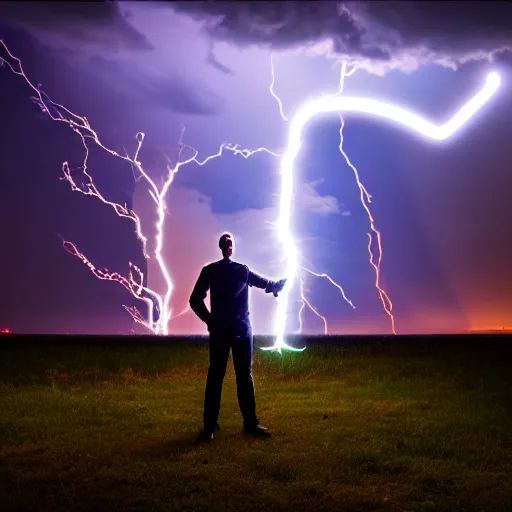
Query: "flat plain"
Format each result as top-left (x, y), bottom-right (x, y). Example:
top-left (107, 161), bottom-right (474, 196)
top-left (0, 334), bottom-right (510, 511)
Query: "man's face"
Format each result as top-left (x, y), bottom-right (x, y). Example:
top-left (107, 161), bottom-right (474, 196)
top-left (221, 236), bottom-right (234, 257)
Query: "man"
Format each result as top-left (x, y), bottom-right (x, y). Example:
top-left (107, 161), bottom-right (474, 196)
top-left (189, 233), bottom-right (287, 441)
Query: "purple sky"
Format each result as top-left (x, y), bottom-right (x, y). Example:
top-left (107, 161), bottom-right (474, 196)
top-left (1, 2), bottom-right (512, 335)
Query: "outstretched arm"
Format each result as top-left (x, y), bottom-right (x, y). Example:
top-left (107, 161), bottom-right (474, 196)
top-left (248, 269), bottom-right (287, 297)
top-left (189, 267), bottom-right (211, 325)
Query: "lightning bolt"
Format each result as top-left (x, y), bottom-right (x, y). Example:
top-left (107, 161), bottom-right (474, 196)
top-left (1, 40), bottom-right (279, 335)
top-left (265, 55), bottom-right (501, 353)
top-left (264, 56), bottom-right (357, 353)
top-left (335, 62), bottom-right (396, 334)
top-left (1, 40), bottom-right (501, 347)
top-left (269, 54), bottom-right (288, 122)
top-left (60, 238), bottom-right (158, 331)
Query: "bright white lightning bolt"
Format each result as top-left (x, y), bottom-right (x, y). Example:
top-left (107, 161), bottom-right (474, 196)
top-left (1, 40), bottom-right (279, 335)
top-left (1, 39), bottom-right (501, 346)
top-left (265, 57), bottom-right (501, 353)
top-left (267, 56), bottom-right (356, 353)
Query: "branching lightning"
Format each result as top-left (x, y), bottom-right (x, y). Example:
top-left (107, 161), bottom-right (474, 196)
top-left (265, 55), bottom-right (501, 353)
top-left (336, 62), bottom-right (396, 335)
top-left (60, 238), bottom-right (158, 331)
top-left (1, 40), bottom-right (279, 335)
top-left (1, 40), bottom-right (501, 349)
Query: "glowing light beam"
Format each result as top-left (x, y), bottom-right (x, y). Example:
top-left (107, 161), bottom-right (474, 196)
top-left (266, 70), bottom-right (501, 352)
top-left (266, 57), bottom-right (358, 352)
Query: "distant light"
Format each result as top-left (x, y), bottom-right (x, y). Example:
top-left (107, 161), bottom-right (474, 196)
top-left (1, 328), bottom-right (12, 334)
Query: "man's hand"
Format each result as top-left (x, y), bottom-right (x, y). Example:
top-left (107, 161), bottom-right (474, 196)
top-left (271, 278), bottom-right (287, 297)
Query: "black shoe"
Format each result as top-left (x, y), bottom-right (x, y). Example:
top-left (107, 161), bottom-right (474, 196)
top-left (244, 424), bottom-right (271, 438)
top-left (196, 430), bottom-right (214, 442)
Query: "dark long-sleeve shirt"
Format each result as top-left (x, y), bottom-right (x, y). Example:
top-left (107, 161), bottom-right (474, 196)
top-left (189, 259), bottom-right (273, 331)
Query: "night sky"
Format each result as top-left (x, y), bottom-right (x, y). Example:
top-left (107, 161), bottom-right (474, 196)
top-left (1, 1), bottom-right (511, 335)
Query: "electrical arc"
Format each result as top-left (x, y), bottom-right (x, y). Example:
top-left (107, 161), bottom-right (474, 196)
top-left (0, 39), bottom-right (501, 345)
top-left (267, 71), bottom-right (501, 353)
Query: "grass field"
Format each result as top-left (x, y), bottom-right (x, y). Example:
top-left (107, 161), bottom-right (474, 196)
top-left (0, 335), bottom-right (510, 511)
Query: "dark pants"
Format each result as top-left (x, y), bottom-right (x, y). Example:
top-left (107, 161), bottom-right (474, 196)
top-left (203, 325), bottom-right (258, 433)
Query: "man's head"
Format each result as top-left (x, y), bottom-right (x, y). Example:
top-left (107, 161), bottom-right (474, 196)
top-left (219, 233), bottom-right (234, 259)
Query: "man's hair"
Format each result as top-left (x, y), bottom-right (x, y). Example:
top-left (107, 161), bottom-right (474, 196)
top-left (219, 233), bottom-right (233, 249)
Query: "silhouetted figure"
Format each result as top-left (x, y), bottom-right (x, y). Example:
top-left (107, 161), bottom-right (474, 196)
top-left (189, 233), bottom-right (286, 441)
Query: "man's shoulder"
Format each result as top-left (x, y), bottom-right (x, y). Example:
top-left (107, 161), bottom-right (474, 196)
top-left (207, 260), bottom-right (248, 268)
top-left (206, 260), bottom-right (228, 268)
top-left (205, 260), bottom-right (249, 275)
top-left (230, 260), bottom-right (248, 270)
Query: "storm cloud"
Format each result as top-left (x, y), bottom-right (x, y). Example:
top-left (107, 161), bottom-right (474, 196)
top-left (5, 2), bottom-right (511, 74)
top-left (0, 1), bottom-right (153, 52)
top-left (168, 1), bottom-right (512, 74)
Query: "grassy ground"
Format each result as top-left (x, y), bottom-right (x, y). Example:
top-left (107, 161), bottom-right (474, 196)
top-left (0, 336), bottom-right (510, 511)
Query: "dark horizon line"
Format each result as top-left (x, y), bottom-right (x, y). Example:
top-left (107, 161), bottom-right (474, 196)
top-left (1, 332), bottom-right (511, 340)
